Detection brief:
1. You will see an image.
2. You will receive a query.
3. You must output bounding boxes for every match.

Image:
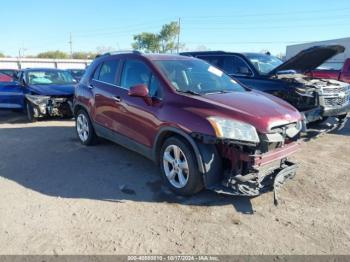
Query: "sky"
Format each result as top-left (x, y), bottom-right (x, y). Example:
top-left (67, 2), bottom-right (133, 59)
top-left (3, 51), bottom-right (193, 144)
top-left (1, 0), bottom-right (350, 57)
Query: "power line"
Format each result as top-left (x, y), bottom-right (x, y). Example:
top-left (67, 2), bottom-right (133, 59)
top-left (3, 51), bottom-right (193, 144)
top-left (180, 7), bottom-right (350, 20)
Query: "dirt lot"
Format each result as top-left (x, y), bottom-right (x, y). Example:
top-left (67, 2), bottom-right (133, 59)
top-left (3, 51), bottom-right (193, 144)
top-left (0, 110), bottom-right (349, 255)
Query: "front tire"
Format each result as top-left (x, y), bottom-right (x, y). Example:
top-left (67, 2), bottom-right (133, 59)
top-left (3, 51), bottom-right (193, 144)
top-left (160, 137), bottom-right (204, 196)
top-left (76, 110), bottom-right (97, 145)
top-left (26, 102), bottom-right (37, 122)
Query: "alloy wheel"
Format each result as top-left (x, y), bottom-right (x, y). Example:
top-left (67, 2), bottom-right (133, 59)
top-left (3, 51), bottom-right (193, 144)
top-left (76, 113), bottom-right (89, 142)
top-left (163, 145), bottom-right (189, 188)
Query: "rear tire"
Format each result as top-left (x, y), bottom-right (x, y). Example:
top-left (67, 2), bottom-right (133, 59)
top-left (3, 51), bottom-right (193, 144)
top-left (160, 136), bottom-right (204, 196)
top-left (76, 110), bottom-right (97, 145)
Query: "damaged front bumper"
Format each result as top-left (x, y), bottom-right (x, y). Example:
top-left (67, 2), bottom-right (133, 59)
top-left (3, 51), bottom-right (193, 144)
top-left (208, 142), bottom-right (299, 203)
top-left (322, 103), bottom-right (350, 117)
top-left (26, 95), bottom-right (73, 118)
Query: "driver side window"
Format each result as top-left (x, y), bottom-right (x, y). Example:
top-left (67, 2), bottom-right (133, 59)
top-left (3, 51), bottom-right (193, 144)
top-left (222, 56), bottom-right (252, 76)
top-left (121, 60), bottom-right (162, 98)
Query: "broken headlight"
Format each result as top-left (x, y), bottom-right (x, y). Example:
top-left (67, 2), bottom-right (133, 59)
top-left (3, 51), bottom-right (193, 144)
top-left (207, 116), bottom-right (260, 143)
top-left (25, 94), bottom-right (50, 105)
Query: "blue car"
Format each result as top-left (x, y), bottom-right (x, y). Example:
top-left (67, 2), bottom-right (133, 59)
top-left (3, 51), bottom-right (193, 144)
top-left (0, 68), bottom-right (76, 121)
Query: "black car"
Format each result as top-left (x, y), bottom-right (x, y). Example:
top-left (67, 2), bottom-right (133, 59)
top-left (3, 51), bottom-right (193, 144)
top-left (181, 46), bottom-right (350, 129)
top-left (66, 69), bottom-right (85, 82)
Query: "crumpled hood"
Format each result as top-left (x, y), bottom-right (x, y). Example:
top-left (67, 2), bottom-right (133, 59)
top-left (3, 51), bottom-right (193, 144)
top-left (28, 84), bottom-right (75, 96)
top-left (269, 45), bottom-right (345, 76)
top-left (187, 90), bottom-right (302, 133)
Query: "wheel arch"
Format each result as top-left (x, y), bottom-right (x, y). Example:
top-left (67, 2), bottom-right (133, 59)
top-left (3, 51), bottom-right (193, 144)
top-left (73, 102), bottom-right (90, 117)
top-left (152, 127), bottom-right (205, 174)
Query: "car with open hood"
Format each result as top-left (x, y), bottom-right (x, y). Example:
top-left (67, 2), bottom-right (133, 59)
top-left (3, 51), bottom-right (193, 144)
top-left (74, 51), bottom-right (303, 203)
top-left (181, 45), bottom-right (350, 130)
top-left (0, 68), bottom-right (76, 121)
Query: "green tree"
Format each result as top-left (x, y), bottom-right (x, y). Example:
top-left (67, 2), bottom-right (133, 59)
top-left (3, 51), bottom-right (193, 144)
top-left (37, 50), bottom-right (69, 59)
top-left (72, 51), bottom-right (97, 59)
top-left (132, 33), bottom-right (161, 53)
top-left (0, 52), bottom-right (5, 58)
top-left (132, 21), bottom-right (182, 53)
top-left (159, 22), bottom-right (180, 53)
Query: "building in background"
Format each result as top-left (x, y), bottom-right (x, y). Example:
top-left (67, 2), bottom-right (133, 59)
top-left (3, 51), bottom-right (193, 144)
top-left (0, 58), bottom-right (91, 70)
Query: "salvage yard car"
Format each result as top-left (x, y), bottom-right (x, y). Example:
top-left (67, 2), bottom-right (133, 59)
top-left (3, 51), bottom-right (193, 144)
top-left (308, 57), bottom-right (350, 84)
top-left (0, 72), bottom-right (14, 83)
top-left (74, 51), bottom-right (303, 203)
top-left (0, 69), bottom-right (18, 81)
top-left (66, 69), bottom-right (85, 82)
top-left (181, 45), bottom-right (350, 130)
top-left (0, 68), bottom-right (76, 121)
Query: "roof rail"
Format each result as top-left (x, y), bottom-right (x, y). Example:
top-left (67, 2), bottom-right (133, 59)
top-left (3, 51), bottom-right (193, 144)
top-left (96, 50), bottom-right (142, 59)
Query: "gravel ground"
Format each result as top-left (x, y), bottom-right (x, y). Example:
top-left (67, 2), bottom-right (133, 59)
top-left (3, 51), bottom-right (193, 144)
top-left (0, 110), bottom-right (349, 255)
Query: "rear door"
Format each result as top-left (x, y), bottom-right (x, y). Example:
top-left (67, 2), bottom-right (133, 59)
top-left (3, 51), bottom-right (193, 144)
top-left (90, 58), bottom-right (124, 132)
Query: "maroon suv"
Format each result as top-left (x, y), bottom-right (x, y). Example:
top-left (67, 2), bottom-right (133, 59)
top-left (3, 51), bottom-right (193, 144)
top-left (74, 51), bottom-right (303, 202)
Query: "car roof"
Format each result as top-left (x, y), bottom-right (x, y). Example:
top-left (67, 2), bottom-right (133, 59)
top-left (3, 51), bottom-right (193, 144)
top-left (96, 51), bottom-right (197, 62)
top-left (144, 54), bottom-right (194, 61)
top-left (181, 51), bottom-right (266, 57)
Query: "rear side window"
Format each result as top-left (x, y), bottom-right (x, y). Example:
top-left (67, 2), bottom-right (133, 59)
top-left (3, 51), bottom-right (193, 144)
top-left (198, 56), bottom-right (223, 68)
top-left (97, 60), bottom-right (119, 85)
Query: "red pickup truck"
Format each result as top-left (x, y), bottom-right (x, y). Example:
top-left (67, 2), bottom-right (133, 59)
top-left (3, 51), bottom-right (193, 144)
top-left (308, 58), bottom-right (350, 83)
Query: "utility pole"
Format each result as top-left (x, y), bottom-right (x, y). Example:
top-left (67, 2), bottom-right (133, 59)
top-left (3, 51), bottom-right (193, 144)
top-left (69, 33), bottom-right (73, 58)
top-left (177, 17), bottom-right (181, 53)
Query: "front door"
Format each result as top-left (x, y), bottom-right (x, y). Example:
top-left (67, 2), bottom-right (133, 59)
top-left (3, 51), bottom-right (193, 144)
top-left (116, 59), bottom-right (163, 148)
top-left (0, 78), bottom-right (24, 109)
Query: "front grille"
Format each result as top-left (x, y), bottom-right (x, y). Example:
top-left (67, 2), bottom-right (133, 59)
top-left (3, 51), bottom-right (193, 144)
top-left (259, 122), bottom-right (301, 154)
top-left (321, 85), bottom-right (350, 109)
top-left (322, 86), bottom-right (347, 94)
top-left (324, 96), bottom-right (349, 107)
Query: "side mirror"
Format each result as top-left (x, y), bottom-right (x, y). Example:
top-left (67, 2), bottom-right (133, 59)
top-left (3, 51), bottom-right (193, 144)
top-left (128, 84), bottom-right (149, 98)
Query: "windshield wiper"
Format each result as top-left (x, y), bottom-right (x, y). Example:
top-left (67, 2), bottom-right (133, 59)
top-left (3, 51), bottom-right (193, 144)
top-left (205, 90), bottom-right (233, 94)
top-left (177, 90), bottom-right (201, 96)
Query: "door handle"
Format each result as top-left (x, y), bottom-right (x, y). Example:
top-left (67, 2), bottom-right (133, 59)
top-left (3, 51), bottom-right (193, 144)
top-left (112, 96), bottom-right (121, 102)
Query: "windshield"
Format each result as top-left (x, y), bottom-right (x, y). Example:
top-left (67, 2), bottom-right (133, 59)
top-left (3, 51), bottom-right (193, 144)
top-left (26, 70), bottom-right (75, 85)
top-left (245, 54), bottom-right (283, 75)
top-left (154, 59), bottom-right (246, 94)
